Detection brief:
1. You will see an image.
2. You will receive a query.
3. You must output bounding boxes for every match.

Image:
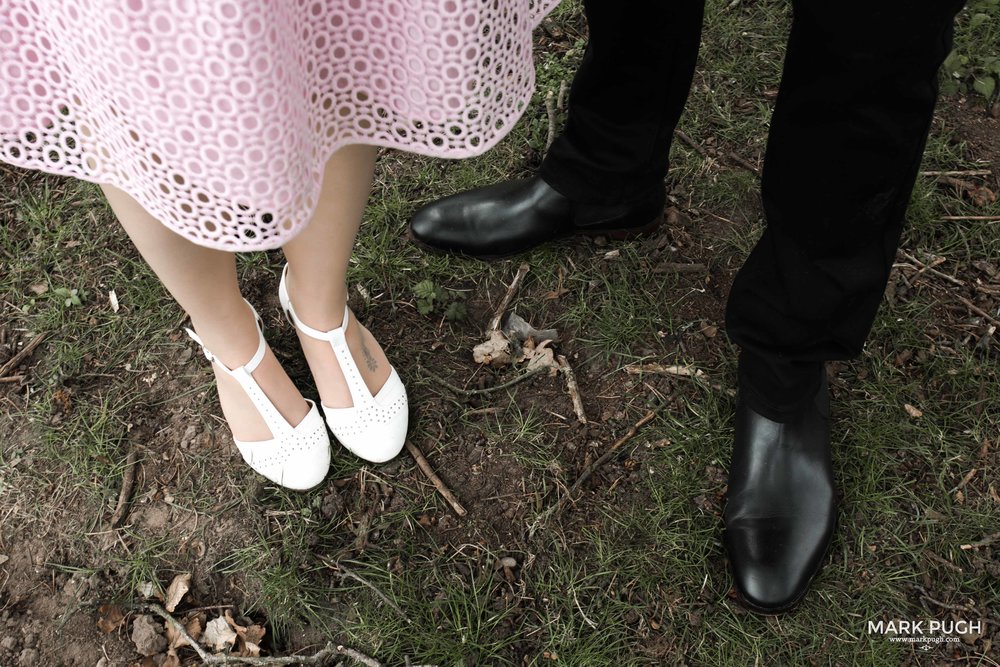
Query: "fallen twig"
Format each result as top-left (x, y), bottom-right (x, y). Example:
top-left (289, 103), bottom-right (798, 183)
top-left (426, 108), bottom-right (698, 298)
top-left (948, 468), bottom-right (978, 495)
top-left (565, 410), bottom-right (657, 501)
top-left (463, 407), bottom-right (500, 417)
top-left (0, 332), bottom-right (46, 378)
top-left (556, 80), bottom-right (568, 112)
top-left (924, 550), bottom-right (964, 573)
top-left (727, 151), bottom-right (761, 175)
top-left (405, 439), bottom-right (467, 517)
top-left (673, 129), bottom-right (707, 158)
top-left (110, 449), bottom-right (138, 528)
top-left (918, 593), bottom-right (978, 615)
top-left (954, 294), bottom-right (1000, 329)
top-left (0, 375), bottom-right (25, 384)
top-left (557, 355), bottom-right (587, 424)
top-left (323, 560), bottom-right (411, 624)
top-left (941, 215), bottom-right (1000, 221)
top-left (421, 366), bottom-right (546, 397)
top-left (532, 410), bottom-right (659, 533)
top-left (545, 90), bottom-right (557, 152)
top-left (921, 169), bottom-right (993, 177)
top-left (898, 250), bottom-right (965, 287)
top-left (625, 363), bottom-right (706, 378)
top-left (652, 262), bottom-right (708, 274)
top-left (960, 531), bottom-right (1000, 550)
top-left (487, 263), bottom-right (530, 334)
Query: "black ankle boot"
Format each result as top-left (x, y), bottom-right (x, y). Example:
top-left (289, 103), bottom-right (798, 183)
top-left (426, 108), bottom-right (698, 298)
top-left (723, 372), bottom-right (837, 613)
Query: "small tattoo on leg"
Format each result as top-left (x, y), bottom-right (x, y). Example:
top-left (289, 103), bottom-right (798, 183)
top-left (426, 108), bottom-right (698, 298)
top-left (361, 340), bottom-right (379, 373)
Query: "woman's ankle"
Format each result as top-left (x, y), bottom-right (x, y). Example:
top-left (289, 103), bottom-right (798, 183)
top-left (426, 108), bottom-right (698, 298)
top-left (284, 268), bottom-right (348, 331)
top-left (188, 299), bottom-right (260, 370)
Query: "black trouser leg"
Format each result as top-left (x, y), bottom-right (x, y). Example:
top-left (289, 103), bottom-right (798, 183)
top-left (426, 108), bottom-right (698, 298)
top-left (725, 0), bottom-right (966, 420)
top-left (539, 0), bottom-right (705, 206)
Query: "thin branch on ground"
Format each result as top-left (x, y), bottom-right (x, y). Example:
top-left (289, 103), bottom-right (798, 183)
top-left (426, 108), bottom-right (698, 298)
top-left (954, 294), bottom-right (1000, 329)
top-left (486, 262), bottom-right (530, 334)
top-left (529, 409), bottom-right (660, 537)
top-left (727, 151), bottom-right (761, 175)
top-left (545, 90), bottom-right (557, 152)
top-left (920, 169), bottom-right (993, 177)
top-left (420, 365), bottom-right (547, 398)
top-left (0, 332), bottom-right (46, 378)
top-left (110, 448), bottom-right (138, 528)
top-left (673, 129), bottom-right (707, 158)
top-left (323, 559), bottom-right (411, 624)
top-left (625, 363), bottom-right (706, 379)
top-left (941, 215), bottom-right (1000, 221)
top-left (557, 355), bottom-right (587, 424)
top-left (556, 80), bottom-right (568, 111)
top-left (960, 531), bottom-right (1000, 550)
top-left (652, 262), bottom-right (708, 274)
top-left (897, 250), bottom-right (966, 287)
top-left (405, 439), bottom-right (467, 516)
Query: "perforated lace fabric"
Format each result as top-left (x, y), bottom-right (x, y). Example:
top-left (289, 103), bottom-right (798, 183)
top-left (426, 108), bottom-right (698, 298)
top-left (0, 0), bottom-right (557, 250)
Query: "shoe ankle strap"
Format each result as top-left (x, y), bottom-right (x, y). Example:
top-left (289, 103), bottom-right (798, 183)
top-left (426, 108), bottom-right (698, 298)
top-left (280, 264), bottom-right (350, 342)
top-left (184, 299), bottom-right (267, 376)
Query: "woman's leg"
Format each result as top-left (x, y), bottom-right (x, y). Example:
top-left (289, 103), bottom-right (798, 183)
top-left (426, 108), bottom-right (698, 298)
top-left (101, 184), bottom-right (309, 442)
top-left (280, 144), bottom-right (390, 408)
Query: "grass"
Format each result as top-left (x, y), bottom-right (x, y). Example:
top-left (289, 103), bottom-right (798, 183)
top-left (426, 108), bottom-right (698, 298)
top-left (1, 0), bottom-right (998, 665)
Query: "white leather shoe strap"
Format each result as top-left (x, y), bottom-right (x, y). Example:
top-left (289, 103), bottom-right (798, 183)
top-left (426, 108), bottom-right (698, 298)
top-left (280, 265), bottom-right (350, 343)
top-left (329, 333), bottom-right (375, 410)
top-left (183, 301), bottom-right (292, 438)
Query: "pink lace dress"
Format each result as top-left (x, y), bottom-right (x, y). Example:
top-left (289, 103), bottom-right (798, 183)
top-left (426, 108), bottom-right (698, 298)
top-left (0, 0), bottom-right (557, 249)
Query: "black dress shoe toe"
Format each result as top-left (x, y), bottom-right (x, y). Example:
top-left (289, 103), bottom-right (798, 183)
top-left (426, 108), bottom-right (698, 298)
top-left (409, 177), bottom-right (572, 258)
top-left (408, 176), bottom-right (664, 259)
top-left (724, 373), bottom-right (836, 614)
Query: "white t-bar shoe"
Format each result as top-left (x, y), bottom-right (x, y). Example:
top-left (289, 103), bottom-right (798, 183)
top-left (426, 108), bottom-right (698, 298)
top-left (278, 265), bottom-right (408, 463)
top-left (184, 300), bottom-right (331, 490)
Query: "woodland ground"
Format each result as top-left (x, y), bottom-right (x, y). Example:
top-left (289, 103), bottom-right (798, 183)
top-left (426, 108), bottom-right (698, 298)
top-left (1, 1), bottom-right (998, 665)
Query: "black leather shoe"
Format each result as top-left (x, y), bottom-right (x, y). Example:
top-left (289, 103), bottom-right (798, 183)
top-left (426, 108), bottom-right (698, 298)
top-left (408, 176), bottom-right (664, 259)
top-left (723, 372), bottom-right (837, 614)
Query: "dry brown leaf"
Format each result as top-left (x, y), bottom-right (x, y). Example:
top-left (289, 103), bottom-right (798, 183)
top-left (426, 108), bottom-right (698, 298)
top-left (161, 651), bottom-right (181, 667)
top-left (96, 604), bottom-right (125, 634)
top-left (223, 610), bottom-right (266, 657)
top-left (165, 621), bottom-right (185, 650)
top-left (472, 330), bottom-right (512, 367)
top-left (185, 614), bottom-right (203, 642)
top-left (904, 403), bottom-right (923, 419)
top-left (164, 572), bottom-right (191, 613)
top-left (237, 625), bottom-right (266, 657)
top-left (137, 581), bottom-right (162, 601)
top-left (165, 613), bottom-right (202, 650)
top-left (968, 184), bottom-right (997, 208)
top-left (202, 616), bottom-right (237, 652)
top-left (523, 339), bottom-right (560, 374)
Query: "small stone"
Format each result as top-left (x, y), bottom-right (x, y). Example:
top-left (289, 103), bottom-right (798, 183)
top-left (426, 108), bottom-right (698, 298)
top-left (17, 649), bottom-right (39, 666)
top-left (130, 614), bottom-right (168, 656)
top-left (0, 636), bottom-right (16, 651)
top-left (22, 634), bottom-right (36, 648)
